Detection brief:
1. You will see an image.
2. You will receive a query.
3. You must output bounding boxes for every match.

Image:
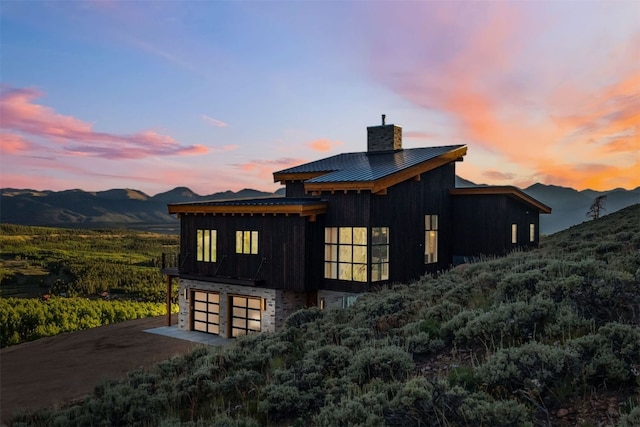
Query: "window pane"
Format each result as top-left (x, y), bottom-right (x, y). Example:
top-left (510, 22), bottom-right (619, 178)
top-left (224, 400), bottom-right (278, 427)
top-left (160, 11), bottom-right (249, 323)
top-left (325, 227), bottom-right (337, 244)
top-left (194, 301), bottom-right (206, 311)
top-left (233, 307), bottom-right (245, 317)
top-left (339, 263), bottom-right (352, 280)
top-left (425, 230), bottom-right (438, 264)
top-left (339, 227), bottom-right (352, 244)
top-left (243, 231), bottom-right (250, 253)
top-left (248, 298), bottom-right (261, 309)
top-left (233, 296), bottom-right (246, 307)
top-left (251, 231), bottom-right (259, 253)
top-left (432, 215), bottom-right (438, 230)
top-left (353, 227), bottom-right (367, 245)
top-left (325, 244), bottom-right (337, 262)
top-left (371, 264), bottom-right (380, 282)
top-left (353, 246), bottom-right (367, 263)
top-left (325, 262), bottom-right (337, 279)
top-left (236, 231), bottom-right (243, 253)
top-left (529, 224), bottom-right (535, 242)
top-left (372, 227), bottom-right (388, 244)
top-left (194, 311), bottom-right (206, 321)
top-left (248, 320), bottom-right (261, 331)
top-left (353, 264), bottom-right (367, 282)
top-left (339, 245), bottom-right (352, 262)
top-left (203, 231), bottom-right (210, 262)
top-left (197, 229), bottom-right (204, 261)
top-left (511, 224), bottom-right (517, 244)
top-left (425, 215), bottom-right (431, 230)
top-left (209, 293), bottom-right (219, 304)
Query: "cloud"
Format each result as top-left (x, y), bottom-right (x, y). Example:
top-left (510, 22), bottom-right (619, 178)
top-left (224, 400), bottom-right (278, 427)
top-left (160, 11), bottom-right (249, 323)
top-left (403, 131), bottom-right (433, 140)
top-left (201, 114), bottom-right (228, 128)
top-left (363, 2), bottom-right (639, 190)
top-left (483, 170), bottom-right (516, 180)
top-left (306, 138), bottom-right (342, 152)
top-left (0, 86), bottom-right (208, 159)
top-left (233, 157), bottom-right (307, 182)
top-left (0, 133), bottom-right (34, 154)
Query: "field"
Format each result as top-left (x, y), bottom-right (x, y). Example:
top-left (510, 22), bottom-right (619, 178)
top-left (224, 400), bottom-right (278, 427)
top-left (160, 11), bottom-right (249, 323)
top-left (0, 225), bottom-right (179, 346)
top-left (6, 206), bottom-right (640, 426)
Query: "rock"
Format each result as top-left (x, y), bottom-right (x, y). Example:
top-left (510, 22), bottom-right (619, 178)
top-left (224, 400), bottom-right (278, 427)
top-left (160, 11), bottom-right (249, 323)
top-left (557, 408), bottom-right (569, 417)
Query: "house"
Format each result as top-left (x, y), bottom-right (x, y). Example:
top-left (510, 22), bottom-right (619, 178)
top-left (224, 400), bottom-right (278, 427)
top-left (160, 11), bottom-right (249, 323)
top-left (164, 117), bottom-right (551, 337)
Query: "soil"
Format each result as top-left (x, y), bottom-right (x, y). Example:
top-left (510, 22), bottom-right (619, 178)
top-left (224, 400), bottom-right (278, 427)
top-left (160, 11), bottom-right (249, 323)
top-left (0, 315), bottom-right (202, 425)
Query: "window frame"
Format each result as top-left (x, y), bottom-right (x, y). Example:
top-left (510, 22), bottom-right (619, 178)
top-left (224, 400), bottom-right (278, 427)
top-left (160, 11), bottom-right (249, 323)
top-left (371, 227), bottom-right (389, 282)
top-left (235, 230), bottom-right (259, 254)
top-left (425, 214), bottom-right (438, 264)
top-left (324, 226), bottom-right (368, 282)
top-left (196, 229), bottom-right (217, 262)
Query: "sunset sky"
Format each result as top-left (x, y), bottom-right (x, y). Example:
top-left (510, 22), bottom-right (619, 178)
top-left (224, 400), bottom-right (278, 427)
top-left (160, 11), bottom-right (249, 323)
top-left (1, 1), bottom-right (638, 195)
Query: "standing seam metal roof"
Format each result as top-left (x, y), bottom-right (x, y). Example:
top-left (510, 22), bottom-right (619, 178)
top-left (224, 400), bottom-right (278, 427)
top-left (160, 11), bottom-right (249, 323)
top-left (274, 145), bottom-right (466, 183)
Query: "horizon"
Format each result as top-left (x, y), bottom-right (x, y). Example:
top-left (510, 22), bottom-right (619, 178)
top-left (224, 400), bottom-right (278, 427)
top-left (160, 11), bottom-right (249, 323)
top-left (1, 2), bottom-right (638, 194)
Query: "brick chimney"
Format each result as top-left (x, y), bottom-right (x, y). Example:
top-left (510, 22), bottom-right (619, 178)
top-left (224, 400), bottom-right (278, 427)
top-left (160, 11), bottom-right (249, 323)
top-left (367, 114), bottom-right (402, 152)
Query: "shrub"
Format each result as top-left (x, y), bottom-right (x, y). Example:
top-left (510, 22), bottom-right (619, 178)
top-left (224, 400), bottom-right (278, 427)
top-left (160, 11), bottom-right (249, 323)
top-left (348, 345), bottom-right (414, 384)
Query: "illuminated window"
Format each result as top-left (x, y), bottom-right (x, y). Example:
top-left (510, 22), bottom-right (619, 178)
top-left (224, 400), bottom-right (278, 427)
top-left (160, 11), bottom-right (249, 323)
top-left (425, 215), bottom-right (438, 264)
top-left (196, 229), bottom-right (217, 262)
top-left (371, 227), bottom-right (389, 282)
top-left (324, 227), bottom-right (367, 282)
top-left (236, 230), bottom-right (258, 254)
top-left (511, 224), bottom-right (518, 244)
top-left (529, 223), bottom-right (535, 242)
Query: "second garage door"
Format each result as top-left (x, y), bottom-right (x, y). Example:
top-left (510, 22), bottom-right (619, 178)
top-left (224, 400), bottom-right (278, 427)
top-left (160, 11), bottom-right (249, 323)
top-left (230, 296), bottom-right (261, 337)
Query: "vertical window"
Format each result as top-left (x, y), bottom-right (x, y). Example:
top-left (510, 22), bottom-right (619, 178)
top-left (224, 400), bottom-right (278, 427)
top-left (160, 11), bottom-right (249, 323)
top-left (196, 229), bottom-right (217, 262)
top-left (371, 227), bottom-right (389, 282)
top-left (425, 215), bottom-right (438, 264)
top-left (511, 224), bottom-right (518, 244)
top-left (324, 227), bottom-right (367, 282)
top-left (236, 230), bottom-right (258, 254)
top-left (529, 224), bottom-right (535, 242)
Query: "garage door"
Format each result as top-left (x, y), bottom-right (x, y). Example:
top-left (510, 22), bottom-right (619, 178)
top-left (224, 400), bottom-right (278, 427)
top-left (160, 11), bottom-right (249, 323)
top-left (192, 291), bottom-right (220, 335)
top-left (231, 296), bottom-right (261, 337)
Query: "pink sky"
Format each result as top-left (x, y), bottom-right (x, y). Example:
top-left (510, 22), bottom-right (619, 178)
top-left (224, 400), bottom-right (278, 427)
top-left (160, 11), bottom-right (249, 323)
top-left (1, 1), bottom-right (638, 195)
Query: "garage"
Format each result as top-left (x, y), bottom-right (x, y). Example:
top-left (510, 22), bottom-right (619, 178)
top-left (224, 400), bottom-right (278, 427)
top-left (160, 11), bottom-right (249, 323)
top-left (192, 290), bottom-right (220, 335)
top-left (230, 295), bottom-right (262, 337)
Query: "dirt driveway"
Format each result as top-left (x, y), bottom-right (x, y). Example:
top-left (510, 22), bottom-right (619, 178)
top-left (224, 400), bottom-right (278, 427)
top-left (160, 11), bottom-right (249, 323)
top-left (0, 315), bottom-right (203, 425)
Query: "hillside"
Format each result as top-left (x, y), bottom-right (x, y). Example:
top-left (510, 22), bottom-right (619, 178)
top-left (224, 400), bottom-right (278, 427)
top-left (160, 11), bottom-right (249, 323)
top-left (12, 204), bottom-right (640, 426)
top-left (0, 187), bottom-right (283, 232)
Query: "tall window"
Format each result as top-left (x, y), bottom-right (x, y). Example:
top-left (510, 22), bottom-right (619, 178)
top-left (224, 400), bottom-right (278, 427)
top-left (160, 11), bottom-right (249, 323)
top-left (529, 224), bottom-right (535, 242)
top-left (425, 215), bottom-right (438, 264)
top-left (511, 224), bottom-right (518, 244)
top-left (236, 230), bottom-right (258, 254)
top-left (324, 227), bottom-right (367, 282)
top-left (371, 227), bottom-right (389, 281)
top-left (196, 229), bottom-right (217, 262)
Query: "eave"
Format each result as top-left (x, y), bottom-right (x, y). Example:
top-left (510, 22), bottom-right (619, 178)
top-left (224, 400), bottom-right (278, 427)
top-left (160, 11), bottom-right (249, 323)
top-left (303, 145), bottom-right (468, 194)
top-left (273, 171), bottom-right (331, 184)
top-left (167, 202), bottom-right (328, 220)
top-left (450, 186), bottom-right (552, 214)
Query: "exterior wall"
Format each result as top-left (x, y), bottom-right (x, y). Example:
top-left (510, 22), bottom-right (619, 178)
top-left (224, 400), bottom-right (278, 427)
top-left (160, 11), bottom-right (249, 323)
top-left (451, 194), bottom-right (541, 261)
top-left (370, 162), bottom-right (456, 281)
top-left (284, 181), bottom-right (306, 197)
top-left (178, 214), bottom-right (320, 292)
top-left (178, 278), bottom-right (307, 335)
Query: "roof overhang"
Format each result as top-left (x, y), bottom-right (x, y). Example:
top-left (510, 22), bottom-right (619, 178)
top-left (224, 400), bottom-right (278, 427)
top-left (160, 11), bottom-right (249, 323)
top-left (302, 145), bottom-right (468, 194)
top-left (167, 201), bottom-right (328, 220)
top-left (450, 186), bottom-right (552, 214)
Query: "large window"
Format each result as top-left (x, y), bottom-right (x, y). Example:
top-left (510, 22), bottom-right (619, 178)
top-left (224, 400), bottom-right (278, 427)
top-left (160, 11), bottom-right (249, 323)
top-left (196, 229), bottom-right (217, 262)
top-left (425, 215), bottom-right (438, 264)
top-left (511, 224), bottom-right (518, 244)
top-left (236, 230), bottom-right (258, 254)
top-left (371, 227), bottom-right (389, 281)
top-left (324, 227), bottom-right (367, 282)
top-left (529, 224), bottom-right (535, 242)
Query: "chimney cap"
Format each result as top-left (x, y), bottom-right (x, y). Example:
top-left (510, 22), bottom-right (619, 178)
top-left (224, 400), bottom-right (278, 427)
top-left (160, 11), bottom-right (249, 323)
top-left (382, 114), bottom-right (386, 125)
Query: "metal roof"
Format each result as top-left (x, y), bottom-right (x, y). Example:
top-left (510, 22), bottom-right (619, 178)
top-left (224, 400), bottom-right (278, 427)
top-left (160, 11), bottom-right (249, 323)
top-left (169, 197), bottom-right (323, 208)
top-left (274, 145), bottom-right (466, 183)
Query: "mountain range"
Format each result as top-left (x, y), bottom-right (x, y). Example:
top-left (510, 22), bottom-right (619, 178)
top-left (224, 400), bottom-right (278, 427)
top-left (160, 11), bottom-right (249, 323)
top-left (1, 178), bottom-right (638, 234)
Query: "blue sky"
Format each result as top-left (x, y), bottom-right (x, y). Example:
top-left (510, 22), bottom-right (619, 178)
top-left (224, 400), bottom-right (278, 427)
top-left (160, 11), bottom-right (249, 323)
top-left (1, 1), bottom-right (638, 195)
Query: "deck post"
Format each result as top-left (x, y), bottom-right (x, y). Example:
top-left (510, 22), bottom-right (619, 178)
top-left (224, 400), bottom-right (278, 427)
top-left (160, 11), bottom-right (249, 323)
top-left (166, 275), bottom-right (172, 326)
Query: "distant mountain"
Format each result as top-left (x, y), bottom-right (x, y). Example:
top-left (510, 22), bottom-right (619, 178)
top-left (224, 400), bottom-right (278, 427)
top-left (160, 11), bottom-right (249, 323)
top-left (0, 187), bottom-right (283, 232)
top-left (1, 181), bottom-right (638, 234)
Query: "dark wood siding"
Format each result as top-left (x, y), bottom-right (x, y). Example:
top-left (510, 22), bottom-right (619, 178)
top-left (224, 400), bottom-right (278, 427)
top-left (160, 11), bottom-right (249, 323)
top-left (370, 163), bottom-right (456, 282)
top-left (284, 181), bottom-right (306, 197)
top-left (178, 213), bottom-right (321, 292)
top-left (452, 194), bottom-right (542, 261)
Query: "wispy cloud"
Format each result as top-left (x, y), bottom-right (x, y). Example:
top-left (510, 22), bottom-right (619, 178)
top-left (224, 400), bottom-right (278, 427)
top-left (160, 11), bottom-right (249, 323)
top-left (306, 138), bottom-right (342, 152)
top-left (0, 133), bottom-right (34, 154)
top-left (483, 170), bottom-right (516, 181)
top-left (0, 86), bottom-right (208, 159)
top-left (201, 114), bottom-right (228, 128)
